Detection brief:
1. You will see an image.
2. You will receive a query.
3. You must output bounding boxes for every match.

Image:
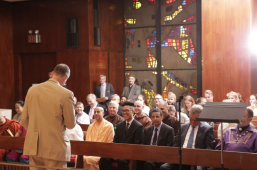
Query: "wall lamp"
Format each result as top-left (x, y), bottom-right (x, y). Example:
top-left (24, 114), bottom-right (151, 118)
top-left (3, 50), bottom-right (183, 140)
top-left (28, 30), bottom-right (41, 43)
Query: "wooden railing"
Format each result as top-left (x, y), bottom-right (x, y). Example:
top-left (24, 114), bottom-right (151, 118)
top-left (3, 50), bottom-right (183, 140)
top-left (1, 136), bottom-right (257, 170)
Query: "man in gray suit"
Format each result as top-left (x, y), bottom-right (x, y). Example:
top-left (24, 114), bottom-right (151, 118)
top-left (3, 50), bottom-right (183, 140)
top-left (121, 75), bottom-right (141, 102)
top-left (160, 104), bottom-right (215, 170)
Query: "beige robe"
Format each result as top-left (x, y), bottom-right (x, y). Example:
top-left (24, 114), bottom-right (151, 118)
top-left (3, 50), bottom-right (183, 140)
top-left (83, 119), bottom-right (114, 170)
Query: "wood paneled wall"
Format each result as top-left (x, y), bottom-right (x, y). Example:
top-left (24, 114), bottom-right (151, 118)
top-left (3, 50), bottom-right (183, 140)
top-left (251, 0), bottom-right (257, 95)
top-left (8, 0), bottom-right (124, 106)
top-left (0, 2), bottom-right (15, 110)
top-left (202, 0), bottom-right (251, 103)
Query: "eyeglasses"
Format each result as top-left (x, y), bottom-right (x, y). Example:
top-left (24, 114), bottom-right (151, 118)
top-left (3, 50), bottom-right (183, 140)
top-left (122, 109), bottom-right (132, 113)
top-left (94, 111), bottom-right (102, 114)
top-left (190, 119), bottom-right (198, 122)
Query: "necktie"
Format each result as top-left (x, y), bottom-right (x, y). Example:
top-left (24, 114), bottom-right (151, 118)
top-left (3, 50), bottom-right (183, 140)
top-left (152, 128), bottom-right (158, 145)
top-left (100, 85), bottom-right (104, 98)
top-left (187, 127), bottom-right (195, 148)
top-left (125, 123), bottom-right (130, 134)
top-left (89, 108), bottom-right (94, 119)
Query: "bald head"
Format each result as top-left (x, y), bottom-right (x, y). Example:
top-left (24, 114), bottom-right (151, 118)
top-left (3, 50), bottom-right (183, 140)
top-left (134, 100), bottom-right (144, 116)
top-left (94, 107), bottom-right (105, 122)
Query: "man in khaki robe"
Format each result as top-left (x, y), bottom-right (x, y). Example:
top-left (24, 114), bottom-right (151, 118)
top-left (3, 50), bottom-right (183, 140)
top-left (104, 101), bottom-right (124, 128)
top-left (84, 107), bottom-right (114, 170)
top-left (21, 64), bottom-right (76, 170)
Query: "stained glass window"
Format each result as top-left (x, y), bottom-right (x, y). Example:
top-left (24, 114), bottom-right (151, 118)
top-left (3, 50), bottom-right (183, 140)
top-left (133, 0), bottom-right (142, 9)
top-left (124, 0), bottom-right (198, 108)
top-left (161, 0), bottom-right (197, 25)
top-left (162, 0), bottom-right (177, 5)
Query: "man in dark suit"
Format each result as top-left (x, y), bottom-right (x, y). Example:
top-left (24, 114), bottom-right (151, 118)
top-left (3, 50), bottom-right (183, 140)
top-left (84, 94), bottom-right (106, 119)
top-left (121, 75), bottom-right (141, 102)
top-left (99, 101), bottom-right (143, 170)
top-left (95, 75), bottom-right (114, 108)
top-left (142, 108), bottom-right (174, 170)
top-left (160, 104), bottom-right (215, 170)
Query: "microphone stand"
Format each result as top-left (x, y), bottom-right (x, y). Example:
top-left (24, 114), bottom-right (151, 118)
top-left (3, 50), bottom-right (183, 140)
top-left (177, 95), bottom-right (183, 170)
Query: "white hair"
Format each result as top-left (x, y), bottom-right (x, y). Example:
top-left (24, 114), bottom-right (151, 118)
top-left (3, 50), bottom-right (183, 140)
top-left (100, 75), bottom-right (106, 79)
top-left (87, 93), bottom-right (96, 100)
top-left (111, 94), bottom-right (120, 100)
top-left (109, 101), bottom-right (119, 109)
top-left (189, 104), bottom-right (203, 115)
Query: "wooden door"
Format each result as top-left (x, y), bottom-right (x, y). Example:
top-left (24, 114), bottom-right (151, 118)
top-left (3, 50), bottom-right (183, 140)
top-left (20, 53), bottom-right (56, 100)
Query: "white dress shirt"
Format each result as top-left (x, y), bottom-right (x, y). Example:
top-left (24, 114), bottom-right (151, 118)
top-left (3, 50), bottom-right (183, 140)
top-left (182, 125), bottom-right (199, 149)
top-left (126, 118), bottom-right (134, 129)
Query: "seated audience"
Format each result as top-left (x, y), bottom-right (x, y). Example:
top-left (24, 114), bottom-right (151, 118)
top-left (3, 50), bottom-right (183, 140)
top-left (154, 94), bottom-right (163, 108)
top-left (142, 108), bottom-right (174, 170)
top-left (208, 108), bottom-right (257, 170)
top-left (226, 91), bottom-right (239, 102)
top-left (195, 97), bottom-right (207, 106)
top-left (84, 107), bottom-right (114, 170)
top-left (120, 96), bottom-right (127, 105)
top-left (182, 95), bottom-right (195, 117)
top-left (111, 94), bottom-right (123, 116)
top-left (99, 101), bottom-right (143, 170)
top-left (159, 101), bottom-right (179, 135)
top-left (204, 90), bottom-right (214, 102)
top-left (168, 105), bottom-right (189, 124)
top-left (104, 101), bottom-right (124, 127)
top-left (84, 94), bottom-right (106, 119)
top-left (134, 100), bottom-right (152, 130)
top-left (75, 102), bottom-right (90, 124)
top-left (0, 112), bottom-right (20, 161)
top-left (137, 94), bottom-right (150, 116)
top-left (160, 104), bottom-right (215, 170)
top-left (13, 100), bottom-right (24, 122)
top-left (121, 75), bottom-right (141, 102)
top-left (167, 92), bottom-right (181, 111)
top-left (248, 94), bottom-right (257, 116)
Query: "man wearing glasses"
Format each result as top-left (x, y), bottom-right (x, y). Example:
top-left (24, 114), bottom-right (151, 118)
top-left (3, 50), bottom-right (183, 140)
top-left (154, 94), bottom-right (163, 108)
top-left (100, 101), bottom-right (143, 170)
top-left (160, 104), bottom-right (215, 170)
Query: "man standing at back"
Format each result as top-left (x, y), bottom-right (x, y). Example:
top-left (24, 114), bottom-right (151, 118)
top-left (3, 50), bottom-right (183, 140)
top-left (21, 64), bottom-right (76, 170)
top-left (95, 75), bottom-right (115, 108)
top-left (121, 75), bottom-right (141, 102)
